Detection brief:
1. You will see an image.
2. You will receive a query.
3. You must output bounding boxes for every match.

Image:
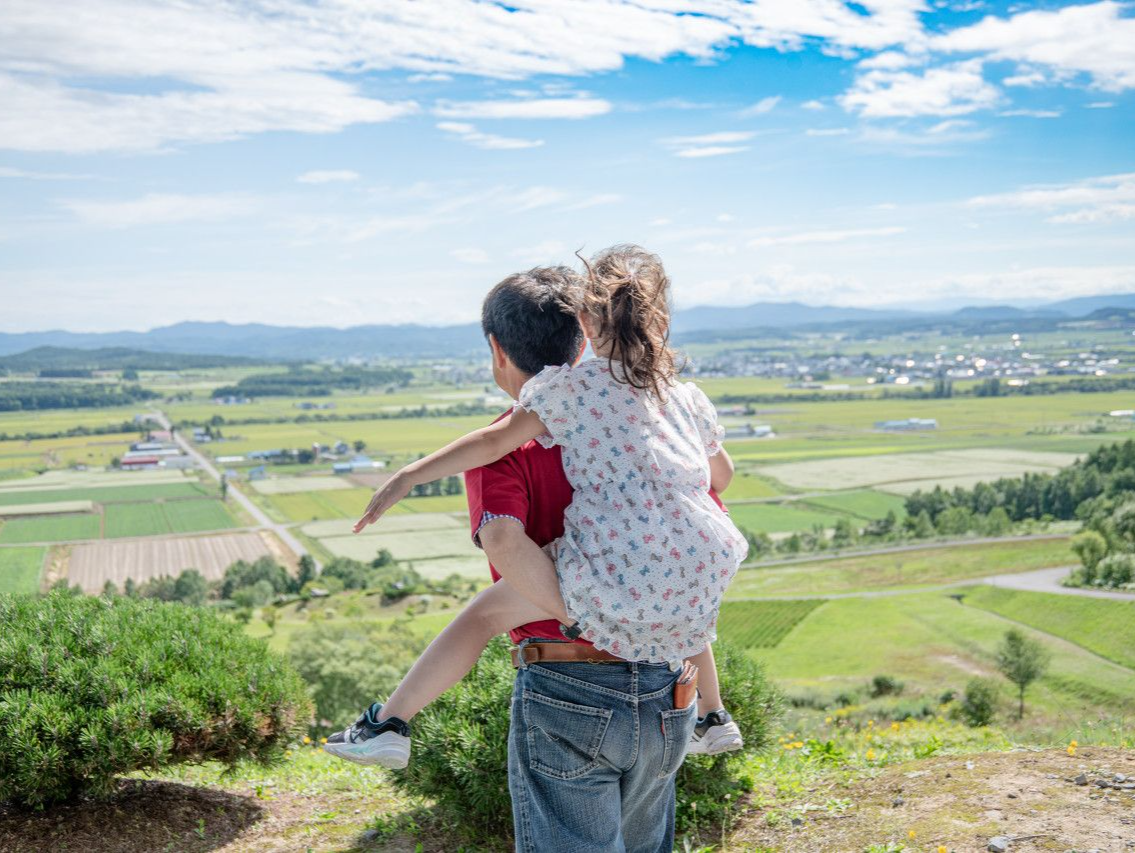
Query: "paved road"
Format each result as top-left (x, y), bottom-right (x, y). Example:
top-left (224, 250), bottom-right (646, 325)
top-left (982, 565), bottom-right (1135, 601)
top-left (151, 412), bottom-right (320, 571)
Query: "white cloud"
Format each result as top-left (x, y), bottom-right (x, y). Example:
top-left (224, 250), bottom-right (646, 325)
top-left (434, 98), bottom-right (611, 120)
top-left (0, 166), bottom-right (95, 180)
top-left (451, 247), bottom-right (490, 264)
top-left (801, 99), bottom-right (826, 111)
top-left (737, 95), bottom-right (780, 116)
top-left (60, 193), bottom-right (260, 228)
top-left (998, 109), bottom-right (1061, 118)
top-left (664, 131), bottom-right (756, 146)
top-left (840, 60), bottom-right (1001, 117)
top-left (805, 127), bottom-right (851, 136)
top-left (716, 213), bottom-right (734, 223)
top-left (1002, 69), bottom-right (1048, 87)
top-left (932, 1), bottom-right (1135, 92)
top-left (407, 73), bottom-right (453, 83)
top-left (675, 145), bottom-right (750, 159)
top-left (1086, 101), bottom-right (1115, 109)
top-left (967, 172), bottom-right (1135, 225)
top-left (748, 226), bottom-right (906, 248)
top-left (297, 170), bottom-right (361, 184)
top-left (436, 121), bottom-right (544, 150)
top-left (857, 51), bottom-right (921, 70)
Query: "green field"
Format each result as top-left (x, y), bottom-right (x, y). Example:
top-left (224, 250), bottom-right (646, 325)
top-left (719, 473), bottom-right (784, 500)
top-left (726, 537), bottom-right (1075, 598)
top-left (162, 499), bottom-right (239, 534)
top-left (716, 599), bottom-right (825, 648)
top-left (727, 502), bottom-right (851, 534)
top-left (266, 487), bottom-right (465, 523)
top-left (800, 489), bottom-right (908, 521)
top-left (0, 513), bottom-right (100, 544)
top-left (0, 547), bottom-right (45, 594)
top-left (961, 586), bottom-right (1135, 671)
top-left (104, 499), bottom-right (237, 538)
top-left (752, 591), bottom-right (1135, 718)
top-left (0, 482), bottom-right (210, 506)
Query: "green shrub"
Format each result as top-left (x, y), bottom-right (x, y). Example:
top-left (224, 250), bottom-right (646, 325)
top-left (392, 638), bottom-right (780, 844)
top-left (0, 592), bottom-right (311, 806)
top-left (958, 677), bottom-right (999, 727)
top-left (868, 674), bottom-right (904, 698)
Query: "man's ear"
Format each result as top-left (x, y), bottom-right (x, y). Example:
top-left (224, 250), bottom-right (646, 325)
top-left (488, 334), bottom-right (508, 369)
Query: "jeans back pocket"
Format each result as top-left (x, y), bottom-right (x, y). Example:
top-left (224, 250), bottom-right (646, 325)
top-left (658, 701), bottom-right (697, 778)
top-left (523, 689), bottom-right (613, 781)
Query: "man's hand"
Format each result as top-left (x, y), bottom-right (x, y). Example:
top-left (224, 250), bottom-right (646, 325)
top-left (354, 472), bottom-right (412, 533)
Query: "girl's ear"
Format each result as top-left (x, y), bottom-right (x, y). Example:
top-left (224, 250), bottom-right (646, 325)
top-left (578, 311), bottom-right (600, 341)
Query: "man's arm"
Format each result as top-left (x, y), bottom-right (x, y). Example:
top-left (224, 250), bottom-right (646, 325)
top-left (478, 519), bottom-right (571, 625)
top-left (709, 447), bottom-right (735, 494)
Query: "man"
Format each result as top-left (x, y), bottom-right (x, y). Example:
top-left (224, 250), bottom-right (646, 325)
top-left (465, 266), bottom-right (694, 852)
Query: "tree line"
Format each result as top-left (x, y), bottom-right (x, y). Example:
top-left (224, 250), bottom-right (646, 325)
top-left (211, 366), bottom-right (413, 399)
top-left (0, 382), bottom-right (159, 411)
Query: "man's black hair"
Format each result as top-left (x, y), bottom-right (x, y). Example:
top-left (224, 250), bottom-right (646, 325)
top-left (481, 266), bottom-right (584, 376)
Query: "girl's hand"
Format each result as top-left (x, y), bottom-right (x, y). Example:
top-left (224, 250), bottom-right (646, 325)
top-left (354, 473), bottom-right (411, 533)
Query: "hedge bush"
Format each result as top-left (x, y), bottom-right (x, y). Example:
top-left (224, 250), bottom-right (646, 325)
top-left (393, 637), bottom-right (781, 843)
top-left (0, 592), bottom-right (311, 806)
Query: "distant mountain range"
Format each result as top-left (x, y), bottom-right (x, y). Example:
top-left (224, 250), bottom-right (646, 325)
top-left (2, 293), bottom-right (1133, 361)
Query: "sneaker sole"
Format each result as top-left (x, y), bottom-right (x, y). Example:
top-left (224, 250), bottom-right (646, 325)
top-left (323, 734), bottom-right (410, 769)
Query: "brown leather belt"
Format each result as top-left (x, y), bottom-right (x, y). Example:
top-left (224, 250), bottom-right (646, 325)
top-left (510, 641), bottom-right (628, 668)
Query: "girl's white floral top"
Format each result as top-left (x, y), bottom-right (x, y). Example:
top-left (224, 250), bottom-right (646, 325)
top-left (516, 358), bottom-right (747, 662)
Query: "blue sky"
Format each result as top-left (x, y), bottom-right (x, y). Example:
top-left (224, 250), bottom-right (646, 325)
top-left (1, 0), bottom-right (1133, 332)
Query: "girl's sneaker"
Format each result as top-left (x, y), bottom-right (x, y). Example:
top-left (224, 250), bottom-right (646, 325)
top-left (323, 703), bottom-right (411, 768)
top-left (686, 709), bottom-right (744, 755)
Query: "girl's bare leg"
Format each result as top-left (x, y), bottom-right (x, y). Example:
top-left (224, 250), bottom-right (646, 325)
top-left (690, 644), bottom-right (724, 717)
top-left (379, 580), bottom-right (552, 722)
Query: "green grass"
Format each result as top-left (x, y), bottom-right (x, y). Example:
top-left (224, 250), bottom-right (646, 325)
top-left (0, 514), bottom-right (100, 544)
top-left (726, 537), bottom-right (1075, 598)
top-left (0, 547), bottom-right (45, 594)
top-left (162, 499), bottom-right (239, 534)
top-left (727, 502), bottom-right (853, 534)
top-left (800, 490), bottom-right (908, 521)
top-left (720, 473), bottom-right (784, 500)
top-left (717, 599), bottom-right (825, 648)
top-left (960, 585), bottom-right (1135, 670)
top-left (104, 502), bottom-right (169, 538)
top-left (752, 591), bottom-right (1135, 717)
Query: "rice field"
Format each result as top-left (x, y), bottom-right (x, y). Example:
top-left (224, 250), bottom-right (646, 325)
top-left (0, 514), bottom-right (100, 544)
top-left (799, 490), bottom-right (909, 521)
top-left (0, 546), bottom-right (46, 594)
top-left (0, 482), bottom-right (210, 506)
top-left (0, 500), bottom-right (94, 516)
top-left (250, 476), bottom-right (352, 494)
top-left (716, 599), bottom-right (825, 648)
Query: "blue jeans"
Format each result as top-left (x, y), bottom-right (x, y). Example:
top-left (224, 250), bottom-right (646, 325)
top-left (508, 643), bottom-right (696, 853)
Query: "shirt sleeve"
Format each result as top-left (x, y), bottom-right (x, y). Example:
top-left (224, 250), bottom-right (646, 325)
top-left (685, 382), bottom-right (726, 456)
top-left (465, 451), bottom-right (530, 548)
top-left (514, 363), bottom-right (573, 449)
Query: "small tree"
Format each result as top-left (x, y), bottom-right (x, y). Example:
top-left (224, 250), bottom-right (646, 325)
top-left (262, 605), bottom-right (278, 634)
top-left (995, 629), bottom-right (1050, 720)
top-left (101, 580), bottom-right (118, 598)
top-left (832, 517), bottom-right (858, 549)
top-left (123, 577), bottom-right (137, 598)
top-left (910, 509), bottom-right (935, 539)
top-left (1071, 529), bottom-right (1108, 584)
top-left (173, 568), bottom-right (208, 607)
top-left (353, 439), bottom-right (367, 453)
top-left (296, 554), bottom-right (317, 590)
top-left (983, 506), bottom-right (1012, 536)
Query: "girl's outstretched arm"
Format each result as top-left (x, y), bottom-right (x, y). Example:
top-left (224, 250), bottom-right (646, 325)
top-left (354, 408), bottom-right (547, 532)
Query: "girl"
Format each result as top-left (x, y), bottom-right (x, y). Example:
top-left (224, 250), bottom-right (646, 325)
top-left (325, 245), bottom-right (748, 768)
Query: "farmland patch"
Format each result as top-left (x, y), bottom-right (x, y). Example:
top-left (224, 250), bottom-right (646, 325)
top-left (0, 514), bottom-right (100, 544)
top-left (250, 476), bottom-right (352, 494)
top-left (0, 546), bottom-right (46, 594)
top-left (67, 532), bottom-right (272, 592)
top-left (727, 502), bottom-right (851, 534)
top-left (0, 500), bottom-right (94, 516)
top-left (717, 599), bottom-right (825, 648)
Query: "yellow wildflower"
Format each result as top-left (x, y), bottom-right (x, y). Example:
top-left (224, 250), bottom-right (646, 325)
top-left (938, 847), bottom-right (948, 853)
top-left (302, 735), bottom-right (311, 744)
top-left (868, 720), bottom-right (874, 727)
top-left (1067, 745), bottom-right (1076, 756)
top-left (891, 722), bottom-right (901, 731)
top-left (793, 741), bottom-right (804, 748)
top-left (1070, 739), bottom-right (1078, 747)
top-left (320, 737), bottom-right (328, 744)
top-left (866, 749), bottom-right (876, 761)
top-left (909, 830), bottom-right (916, 840)
top-left (825, 716), bottom-right (832, 724)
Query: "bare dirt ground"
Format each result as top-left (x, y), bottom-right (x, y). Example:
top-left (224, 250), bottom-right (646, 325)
top-left (68, 533), bottom-right (272, 592)
top-left (733, 747), bottom-right (1135, 852)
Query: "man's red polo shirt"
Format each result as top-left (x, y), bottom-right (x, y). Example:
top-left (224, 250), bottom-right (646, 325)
top-left (464, 412), bottom-right (728, 646)
top-left (464, 430), bottom-right (582, 644)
